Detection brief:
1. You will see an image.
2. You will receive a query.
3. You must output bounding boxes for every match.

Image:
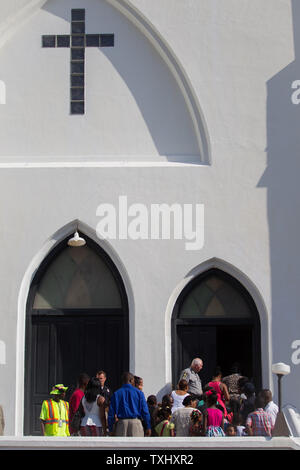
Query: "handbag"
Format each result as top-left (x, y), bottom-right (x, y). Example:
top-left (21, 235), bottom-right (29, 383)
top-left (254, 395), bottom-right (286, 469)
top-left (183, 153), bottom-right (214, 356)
top-left (71, 400), bottom-right (85, 432)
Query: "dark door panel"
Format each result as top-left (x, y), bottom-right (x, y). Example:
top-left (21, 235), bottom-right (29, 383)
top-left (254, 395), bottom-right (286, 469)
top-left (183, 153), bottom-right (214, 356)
top-left (26, 313), bottom-right (127, 435)
top-left (176, 325), bottom-right (217, 390)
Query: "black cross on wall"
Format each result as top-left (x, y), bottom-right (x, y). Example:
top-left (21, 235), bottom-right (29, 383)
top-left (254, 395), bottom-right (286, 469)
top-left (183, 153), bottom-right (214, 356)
top-left (42, 9), bottom-right (114, 114)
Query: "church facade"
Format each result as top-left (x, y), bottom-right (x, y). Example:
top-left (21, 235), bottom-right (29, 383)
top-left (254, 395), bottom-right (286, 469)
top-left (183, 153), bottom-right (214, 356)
top-left (0, 0), bottom-right (299, 436)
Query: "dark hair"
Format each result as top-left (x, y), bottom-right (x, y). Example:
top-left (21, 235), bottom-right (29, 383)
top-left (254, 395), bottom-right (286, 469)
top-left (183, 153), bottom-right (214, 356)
top-left (183, 394), bottom-right (198, 407)
top-left (161, 394), bottom-right (173, 408)
top-left (243, 382), bottom-right (255, 396)
top-left (205, 390), bottom-right (218, 406)
top-left (258, 389), bottom-right (272, 406)
top-left (85, 377), bottom-right (101, 403)
top-left (122, 372), bottom-right (134, 384)
top-left (178, 379), bottom-right (188, 391)
top-left (157, 406), bottom-right (172, 422)
top-left (147, 395), bottom-right (157, 406)
top-left (97, 370), bottom-right (106, 377)
top-left (230, 362), bottom-right (241, 374)
top-left (78, 373), bottom-right (90, 387)
top-left (134, 376), bottom-right (143, 387)
top-left (238, 376), bottom-right (249, 392)
top-left (212, 366), bottom-right (222, 378)
top-left (255, 395), bottom-right (266, 410)
top-left (190, 409), bottom-right (202, 423)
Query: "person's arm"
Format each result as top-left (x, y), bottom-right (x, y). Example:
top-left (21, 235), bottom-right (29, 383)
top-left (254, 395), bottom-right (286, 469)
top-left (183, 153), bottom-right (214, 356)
top-left (245, 415), bottom-right (253, 435)
top-left (40, 420), bottom-right (46, 436)
top-left (221, 413), bottom-right (224, 430)
top-left (97, 396), bottom-right (107, 435)
top-left (140, 394), bottom-right (151, 436)
top-left (107, 395), bottom-right (116, 435)
top-left (39, 401), bottom-right (47, 436)
top-left (220, 383), bottom-right (230, 402)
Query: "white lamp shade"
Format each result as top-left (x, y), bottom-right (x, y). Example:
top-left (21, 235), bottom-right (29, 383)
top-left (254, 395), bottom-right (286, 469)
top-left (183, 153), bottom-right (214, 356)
top-left (272, 362), bottom-right (291, 376)
top-left (67, 231), bottom-right (86, 247)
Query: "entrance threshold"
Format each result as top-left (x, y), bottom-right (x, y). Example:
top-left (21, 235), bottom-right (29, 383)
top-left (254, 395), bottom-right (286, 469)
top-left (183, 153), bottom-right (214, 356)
top-left (0, 436), bottom-right (299, 450)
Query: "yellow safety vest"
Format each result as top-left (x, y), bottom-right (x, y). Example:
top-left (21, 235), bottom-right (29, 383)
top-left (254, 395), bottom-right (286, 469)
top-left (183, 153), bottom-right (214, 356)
top-left (40, 398), bottom-right (70, 436)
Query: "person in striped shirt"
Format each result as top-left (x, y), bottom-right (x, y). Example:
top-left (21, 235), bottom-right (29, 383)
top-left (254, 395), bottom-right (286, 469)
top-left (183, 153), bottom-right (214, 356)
top-left (245, 395), bottom-right (272, 437)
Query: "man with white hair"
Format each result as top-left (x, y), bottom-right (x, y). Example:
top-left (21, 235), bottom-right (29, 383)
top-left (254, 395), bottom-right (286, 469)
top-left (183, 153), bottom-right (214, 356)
top-left (179, 358), bottom-right (203, 396)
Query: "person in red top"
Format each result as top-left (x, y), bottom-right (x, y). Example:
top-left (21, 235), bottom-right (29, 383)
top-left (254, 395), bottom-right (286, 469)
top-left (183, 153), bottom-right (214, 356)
top-left (207, 367), bottom-right (230, 418)
top-left (69, 372), bottom-right (90, 435)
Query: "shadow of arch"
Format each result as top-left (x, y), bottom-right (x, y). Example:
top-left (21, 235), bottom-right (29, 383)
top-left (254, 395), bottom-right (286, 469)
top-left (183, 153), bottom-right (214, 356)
top-left (258, 0), bottom-right (300, 409)
top-left (164, 257), bottom-right (271, 389)
top-left (15, 218), bottom-right (135, 435)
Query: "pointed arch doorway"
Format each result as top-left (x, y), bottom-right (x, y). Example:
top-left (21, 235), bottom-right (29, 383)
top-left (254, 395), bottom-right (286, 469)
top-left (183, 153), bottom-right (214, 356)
top-left (172, 269), bottom-right (262, 391)
top-left (24, 233), bottom-right (129, 436)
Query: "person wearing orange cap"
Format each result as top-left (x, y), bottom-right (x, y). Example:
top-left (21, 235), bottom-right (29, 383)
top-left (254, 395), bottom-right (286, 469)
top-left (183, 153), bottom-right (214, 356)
top-left (40, 384), bottom-right (70, 436)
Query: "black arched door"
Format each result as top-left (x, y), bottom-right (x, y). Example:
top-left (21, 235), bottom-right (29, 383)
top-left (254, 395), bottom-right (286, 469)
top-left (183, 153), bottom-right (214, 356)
top-left (24, 234), bottom-right (129, 435)
top-left (172, 269), bottom-right (261, 391)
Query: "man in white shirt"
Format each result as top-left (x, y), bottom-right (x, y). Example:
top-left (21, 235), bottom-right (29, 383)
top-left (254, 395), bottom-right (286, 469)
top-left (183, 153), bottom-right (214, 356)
top-left (259, 389), bottom-right (279, 429)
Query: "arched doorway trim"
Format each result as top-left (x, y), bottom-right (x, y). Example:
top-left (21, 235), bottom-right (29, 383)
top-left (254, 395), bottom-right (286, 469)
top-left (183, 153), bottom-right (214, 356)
top-left (165, 257), bottom-right (271, 392)
top-left (16, 219), bottom-right (134, 436)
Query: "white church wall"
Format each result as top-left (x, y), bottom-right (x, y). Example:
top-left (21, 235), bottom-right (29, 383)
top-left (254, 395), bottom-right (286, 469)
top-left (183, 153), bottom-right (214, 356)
top-left (0, 164), bottom-right (270, 435)
top-left (0, 0), bottom-right (204, 162)
top-left (0, 0), bottom-right (299, 436)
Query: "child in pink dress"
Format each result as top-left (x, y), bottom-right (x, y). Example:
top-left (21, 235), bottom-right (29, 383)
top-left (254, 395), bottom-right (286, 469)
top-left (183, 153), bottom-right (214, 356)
top-left (203, 391), bottom-right (225, 437)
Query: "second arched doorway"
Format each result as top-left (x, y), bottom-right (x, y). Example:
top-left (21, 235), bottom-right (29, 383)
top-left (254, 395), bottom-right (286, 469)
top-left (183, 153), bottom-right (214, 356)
top-left (24, 232), bottom-right (129, 435)
top-left (172, 268), bottom-right (262, 390)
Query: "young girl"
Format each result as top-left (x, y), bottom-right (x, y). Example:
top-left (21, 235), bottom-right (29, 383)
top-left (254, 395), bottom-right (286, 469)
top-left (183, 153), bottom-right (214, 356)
top-left (203, 390), bottom-right (225, 437)
top-left (189, 409), bottom-right (203, 436)
top-left (154, 406), bottom-right (175, 437)
top-left (225, 424), bottom-right (237, 436)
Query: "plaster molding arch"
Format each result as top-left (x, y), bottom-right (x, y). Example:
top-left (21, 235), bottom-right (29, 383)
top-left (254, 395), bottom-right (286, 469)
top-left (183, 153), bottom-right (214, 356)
top-left (15, 219), bottom-right (135, 436)
top-left (164, 257), bottom-right (271, 390)
top-left (0, 0), bottom-right (211, 164)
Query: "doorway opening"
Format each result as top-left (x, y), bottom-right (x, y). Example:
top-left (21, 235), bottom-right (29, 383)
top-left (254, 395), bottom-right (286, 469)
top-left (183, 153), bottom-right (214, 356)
top-left (172, 269), bottom-right (261, 390)
top-left (24, 233), bottom-right (129, 435)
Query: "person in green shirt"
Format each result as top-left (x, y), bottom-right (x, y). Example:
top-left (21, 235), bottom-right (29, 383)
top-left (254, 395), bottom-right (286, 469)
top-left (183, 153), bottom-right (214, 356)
top-left (40, 384), bottom-right (70, 436)
top-left (154, 406), bottom-right (175, 437)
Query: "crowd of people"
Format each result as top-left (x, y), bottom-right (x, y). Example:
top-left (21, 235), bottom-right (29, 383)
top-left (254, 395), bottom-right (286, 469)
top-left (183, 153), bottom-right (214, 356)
top-left (39, 359), bottom-right (279, 438)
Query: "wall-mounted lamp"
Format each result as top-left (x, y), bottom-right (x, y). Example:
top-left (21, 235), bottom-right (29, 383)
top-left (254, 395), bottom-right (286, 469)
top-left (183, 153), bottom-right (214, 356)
top-left (67, 231), bottom-right (86, 247)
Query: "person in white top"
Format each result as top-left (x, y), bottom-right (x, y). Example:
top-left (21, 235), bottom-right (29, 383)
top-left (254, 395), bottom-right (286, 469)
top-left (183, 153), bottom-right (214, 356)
top-left (171, 379), bottom-right (190, 413)
top-left (80, 377), bottom-right (106, 436)
top-left (259, 389), bottom-right (279, 430)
